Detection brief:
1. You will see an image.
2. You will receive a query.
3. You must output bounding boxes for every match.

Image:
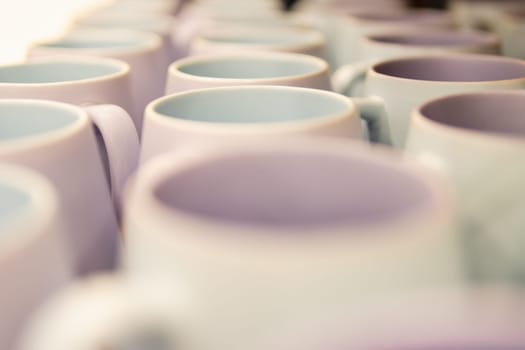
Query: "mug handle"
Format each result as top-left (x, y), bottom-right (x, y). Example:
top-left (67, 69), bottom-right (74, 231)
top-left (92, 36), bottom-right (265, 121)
top-left (352, 96), bottom-right (392, 146)
top-left (331, 61), bottom-right (369, 96)
top-left (83, 104), bottom-right (140, 214)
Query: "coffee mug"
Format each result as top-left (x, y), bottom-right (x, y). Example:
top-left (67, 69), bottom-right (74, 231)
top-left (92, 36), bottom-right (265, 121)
top-left (141, 85), bottom-right (394, 162)
top-left (332, 30), bottom-right (500, 96)
top-left (18, 274), bottom-right (194, 350)
top-left (494, 10), bottom-right (525, 59)
top-left (73, 14), bottom-right (177, 60)
top-left (333, 9), bottom-right (454, 67)
top-left (189, 25), bottom-right (326, 58)
top-left (405, 90), bottom-right (525, 283)
top-left (450, 0), bottom-right (525, 32)
top-left (28, 30), bottom-right (167, 133)
top-left (261, 287), bottom-right (525, 350)
top-left (165, 52), bottom-right (332, 94)
top-left (0, 163), bottom-right (71, 350)
top-left (335, 54), bottom-right (525, 148)
top-left (0, 99), bottom-right (138, 275)
top-left (124, 138), bottom-right (459, 350)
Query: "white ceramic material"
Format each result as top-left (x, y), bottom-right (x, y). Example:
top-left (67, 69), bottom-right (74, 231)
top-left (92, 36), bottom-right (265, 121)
top-left (141, 85), bottom-right (394, 162)
top-left (165, 52), bottom-right (332, 94)
top-left (0, 99), bottom-right (138, 275)
top-left (124, 138), bottom-right (459, 350)
top-left (18, 274), bottom-right (196, 350)
top-left (333, 9), bottom-right (454, 67)
top-left (73, 14), bottom-right (177, 60)
top-left (335, 54), bottom-right (525, 148)
top-left (189, 25), bottom-right (326, 58)
top-left (87, 0), bottom-right (182, 16)
top-left (450, 0), bottom-right (525, 31)
top-left (405, 90), bottom-right (525, 282)
top-left (0, 163), bottom-right (71, 350)
top-left (261, 287), bottom-right (525, 350)
top-left (28, 30), bottom-right (167, 132)
top-left (494, 10), bottom-right (525, 59)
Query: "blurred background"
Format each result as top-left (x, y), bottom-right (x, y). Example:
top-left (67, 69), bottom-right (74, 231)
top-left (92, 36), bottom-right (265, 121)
top-left (0, 0), bottom-right (447, 64)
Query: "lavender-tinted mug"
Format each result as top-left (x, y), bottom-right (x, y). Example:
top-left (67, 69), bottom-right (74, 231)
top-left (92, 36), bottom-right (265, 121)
top-left (0, 163), bottom-right (71, 350)
top-left (124, 138), bottom-right (459, 350)
top-left (0, 99), bottom-right (138, 275)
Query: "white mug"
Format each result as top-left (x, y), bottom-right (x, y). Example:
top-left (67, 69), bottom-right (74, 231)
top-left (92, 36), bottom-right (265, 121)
top-left (406, 90), bottom-right (525, 283)
top-left (335, 54), bottom-right (525, 148)
top-left (28, 30), bottom-right (167, 133)
top-left (261, 287), bottom-right (525, 350)
top-left (189, 25), bottom-right (326, 58)
top-left (165, 52), bottom-right (332, 94)
top-left (0, 163), bottom-right (71, 350)
top-left (0, 99), bottom-right (138, 275)
top-left (141, 85), bottom-right (392, 162)
top-left (124, 138), bottom-right (459, 350)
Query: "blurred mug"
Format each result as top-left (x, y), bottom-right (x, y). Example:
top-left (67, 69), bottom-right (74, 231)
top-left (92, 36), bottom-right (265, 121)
top-left (124, 138), bottom-right (459, 350)
top-left (0, 164), bottom-right (71, 350)
top-left (334, 54), bottom-right (525, 148)
top-left (165, 52), bottom-right (332, 94)
top-left (141, 85), bottom-right (393, 162)
top-left (0, 99), bottom-right (138, 275)
top-left (189, 26), bottom-right (326, 58)
top-left (406, 90), bottom-right (525, 283)
top-left (28, 30), bottom-right (167, 132)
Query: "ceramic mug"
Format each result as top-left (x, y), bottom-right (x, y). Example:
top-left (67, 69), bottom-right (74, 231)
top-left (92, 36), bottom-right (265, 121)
top-left (73, 14), bottom-right (177, 60)
top-left (405, 90), bottom-right (525, 283)
top-left (28, 30), bottom-right (167, 133)
top-left (0, 99), bottom-right (138, 275)
top-left (332, 30), bottom-right (500, 96)
top-left (494, 9), bottom-right (525, 60)
top-left (141, 85), bottom-right (393, 162)
top-left (124, 138), bottom-right (459, 350)
top-left (18, 274), bottom-right (195, 350)
top-left (165, 52), bottom-right (332, 94)
top-left (334, 54), bottom-right (525, 148)
top-left (261, 287), bottom-right (525, 350)
top-left (0, 163), bottom-right (71, 350)
top-left (189, 26), bottom-right (326, 58)
top-left (333, 9), bottom-right (454, 67)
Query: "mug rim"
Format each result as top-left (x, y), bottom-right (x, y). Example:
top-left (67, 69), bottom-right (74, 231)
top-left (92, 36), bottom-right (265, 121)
top-left (365, 30), bottom-right (500, 50)
top-left (0, 99), bottom-right (89, 155)
top-left (168, 52), bottom-right (329, 83)
top-left (345, 8), bottom-right (452, 25)
top-left (370, 53), bottom-right (525, 84)
top-left (147, 85), bottom-right (356, 133)
top-left (30, 29), bottom-right (163, 56)
top-left (0, 163), bottom-right (59, 261)
top-left (73, 13), bottom-right (175, 35)
top-left (0, 56), bottom-right (131, 87)
top-left (128, 138), bottom-right (454, 242)
top-left (413, 90), bottom-right (525, 144)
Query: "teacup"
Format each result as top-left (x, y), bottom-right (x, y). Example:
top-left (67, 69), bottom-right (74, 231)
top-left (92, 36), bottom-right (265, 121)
top-left (335, 54), bottom-right (525, 148)
top-left (0, 163), bottom-right (71, 350)
top-left (124, 138), bottom-right (459, 350)
top-left (0, 99), bottom-right (138, 275)
top-left (141, 85), bottom-right (393, 162)
top-left (165, 52), bottom-right (332, 94)
top-left (28, 30), bottom-right (167, 132)
top-left (405, 90), bottom-right (525, 283)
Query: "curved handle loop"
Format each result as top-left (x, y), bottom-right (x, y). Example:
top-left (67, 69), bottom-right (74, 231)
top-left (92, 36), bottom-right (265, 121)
top-left (351, 96), bottom-right (392, 146)
top-left (332, 61), bottom-right (369, 96)
top-left (83, 104), bottom-right (139, 214)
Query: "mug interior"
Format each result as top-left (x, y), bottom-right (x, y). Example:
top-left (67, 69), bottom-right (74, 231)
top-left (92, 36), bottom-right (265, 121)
top-left (0, 102), bottom-right (79, 141)
top-left (420, 92), bottom-right (525, 138)
top-left (177, 56), bottom-right (322, 79)
top-left (0, 61), bottom-right (123, 83)
top-left (153, 151), bottom-right (432, 228)
top-left (77, 15), bottom-right (173, 33)
top-left (374, 56), bottom-right (525, 82)
top-left (155, 88), bottom-right (348, 124)
top-left (369, 32), bottom-right (493, 47)
top-left (39, 36), bottom-right (151, 49)
top-left (199, 29), bottom-right (318, 47)
top-left (351, 10), bottom-right (446, 23)
top-left (0, 183), bottom-right (30, 229)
